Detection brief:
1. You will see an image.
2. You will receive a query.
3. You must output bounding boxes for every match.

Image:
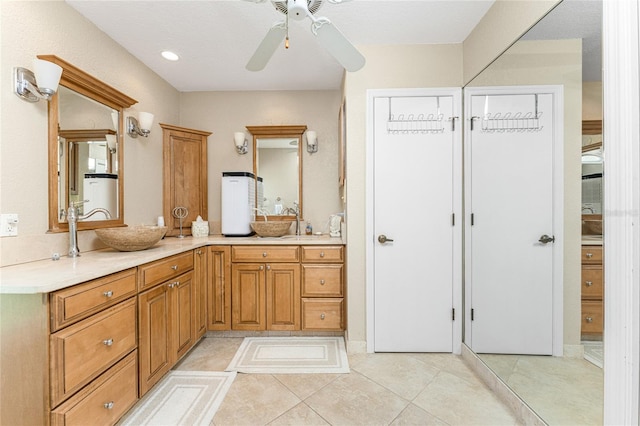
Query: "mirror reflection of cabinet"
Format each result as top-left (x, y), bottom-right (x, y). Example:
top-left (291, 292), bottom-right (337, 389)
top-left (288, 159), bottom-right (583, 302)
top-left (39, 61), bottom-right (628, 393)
top-left (246, 125), bottom-right (306, 220)
top-left (582, 120), bottom-right (603, 216)
top-left (43, 55), bottom-right (137, 232)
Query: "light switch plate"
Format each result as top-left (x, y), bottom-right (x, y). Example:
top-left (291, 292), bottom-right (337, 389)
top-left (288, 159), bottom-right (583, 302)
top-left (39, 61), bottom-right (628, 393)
top-left (0, 214), bottom-right (19, 237)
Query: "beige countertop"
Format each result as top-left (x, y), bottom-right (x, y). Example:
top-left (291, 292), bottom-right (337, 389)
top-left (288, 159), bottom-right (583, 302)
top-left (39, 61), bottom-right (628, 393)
top-left (0, 234), bottom-right (344, 294)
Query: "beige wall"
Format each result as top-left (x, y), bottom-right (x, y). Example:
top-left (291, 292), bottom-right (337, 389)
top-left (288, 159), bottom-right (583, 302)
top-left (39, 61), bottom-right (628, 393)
top-left (178, 90), bottom-right (343, 232)
top-left (0, 1), bottom-right (180, 266)
top-left (468, 39), bottom-right (584, 346)
top-left (583, 82), bottom-right (603, 120)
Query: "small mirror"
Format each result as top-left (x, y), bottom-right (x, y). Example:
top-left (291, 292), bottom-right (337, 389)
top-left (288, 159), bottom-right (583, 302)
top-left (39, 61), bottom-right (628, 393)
top-left (582, 120), bottom-right (603, 216)
top-left (44, 55), bottom-right (137, 232)
top-left (247, 125), bottom-right (306, 220)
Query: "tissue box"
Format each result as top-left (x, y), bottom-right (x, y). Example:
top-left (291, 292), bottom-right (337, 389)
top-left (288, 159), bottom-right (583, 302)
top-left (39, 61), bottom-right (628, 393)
top-left (192, 221), bottom-right (209, 237)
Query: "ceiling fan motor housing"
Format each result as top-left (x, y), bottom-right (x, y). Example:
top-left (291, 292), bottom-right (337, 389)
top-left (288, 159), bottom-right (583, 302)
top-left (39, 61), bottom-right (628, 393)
top-left (272, 0), bottom-right (323, 18)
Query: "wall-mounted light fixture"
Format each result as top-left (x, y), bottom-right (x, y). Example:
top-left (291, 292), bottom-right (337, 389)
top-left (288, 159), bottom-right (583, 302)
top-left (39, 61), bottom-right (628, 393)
top-left (306, 130), bottom-right (318, 153)
top-left (126, 112), bottom-right (154, 138)
top-left (13, 59), bottom-right (63, 102)
top-left (105, 134), bottom-right (117, 154)
top-left (234, 132), bottom-right (248, 155)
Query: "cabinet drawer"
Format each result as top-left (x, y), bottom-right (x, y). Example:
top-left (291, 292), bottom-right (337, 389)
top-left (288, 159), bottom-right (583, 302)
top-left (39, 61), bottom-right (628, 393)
top-left (581, 246), bottom-right (603, 265)
top-left (50, 298), bottom-right (137, 406)
top-left (138, 252), bottom-right (193, 291)
top-left (302, 265), bottom-right (343, 297)
top-left (51, 351), bottom-right (138, 426)
top-left (301, 246), bottom-right (343, 263)
top-left (581, 266), bottom-right (603, 299)
top-left (581, 300), bottom-right (603, 335)
top-left (232, 245), bottom-right (299, 263)
top-left (302, 298), bottom-right (344, 330)
top-left (50, 269), bottom-right (137, 332)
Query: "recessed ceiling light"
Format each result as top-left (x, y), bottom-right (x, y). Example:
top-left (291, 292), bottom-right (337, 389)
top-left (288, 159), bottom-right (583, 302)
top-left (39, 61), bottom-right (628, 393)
top-left (161, 51), bottom-right (179, 61)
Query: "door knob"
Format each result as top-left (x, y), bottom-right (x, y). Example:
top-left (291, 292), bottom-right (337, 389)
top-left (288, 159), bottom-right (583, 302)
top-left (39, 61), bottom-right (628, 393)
top-left (378, 235), bottom-right (394, 244)
top-left (538, 234), bottom-right (555, 244)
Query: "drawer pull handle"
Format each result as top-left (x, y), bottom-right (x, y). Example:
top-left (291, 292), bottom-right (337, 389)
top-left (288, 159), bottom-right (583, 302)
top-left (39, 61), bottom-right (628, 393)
top-left (320, 252), bottom-right (325, 258)
top-left (586, 253), bottom-right (593, 258)
top-left (320, 313), bottom-right (325, 320)
top-left (104, 401), bottom-right (114, 410)
top-left (263, 252), bottom-right (267, 257)
top-left (103, 339), bottom-right (114, 346)
top-left (320, 279), bottom-right (325, 285)
top-left (586, 316), bottom-right (593, 323)
top-left (171, 265), bottom-right (178, 270)
top-left (586, 281), bottom-right (593, 287)
top-left (103, 290), bottom-right (113, 297)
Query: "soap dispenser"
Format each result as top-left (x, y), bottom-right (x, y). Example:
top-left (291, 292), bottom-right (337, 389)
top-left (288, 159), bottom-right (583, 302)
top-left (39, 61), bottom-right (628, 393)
top-left (305, 222), bottom-right (313, 235)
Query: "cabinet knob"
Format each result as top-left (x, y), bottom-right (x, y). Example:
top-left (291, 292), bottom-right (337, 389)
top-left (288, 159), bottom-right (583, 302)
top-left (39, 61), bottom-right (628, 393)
top-left (103, 401), bottom-right (114, 410)
top-left (262, 252), bottom-right (267, 257)
top-left (320, 279), bottom-right (325, 285)
top-left (168, 281), bottom-right (179, 288)
top-left (196, 249), bottom-right (202, 255)
top-left (586, 253), bottom-right (593, 258)
top-left (103, 290), bottom-right (113, 297)
top-left (586, 281), bottom-right (593, 287)
top-left (259, 265), bottom-right (264, 271)
top-left (266, 265), bottom-right (271, 270)
top-left (171, 265), bottom-right (178, 270)
top-left (320, 252), bottom-right (325, 258)
top-left (320, 313), bottom-right (326, 320)
top-left (586, 316), bottom-right (593, 323)
top-left (103, 338), bottom-right (114, 346)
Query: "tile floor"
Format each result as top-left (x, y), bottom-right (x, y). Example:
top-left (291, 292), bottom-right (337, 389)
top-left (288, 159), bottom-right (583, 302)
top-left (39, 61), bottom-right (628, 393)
top-left (174, 337), bottom-right (519, 425)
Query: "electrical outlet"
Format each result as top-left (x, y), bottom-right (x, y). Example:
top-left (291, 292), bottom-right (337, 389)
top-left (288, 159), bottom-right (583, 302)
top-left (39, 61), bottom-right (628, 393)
top-left (0, 214), bottom-right (19, 237)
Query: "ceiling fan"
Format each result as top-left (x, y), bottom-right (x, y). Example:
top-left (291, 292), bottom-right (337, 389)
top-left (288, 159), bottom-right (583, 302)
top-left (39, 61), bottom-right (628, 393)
top-left (245, 0), bottom-right (365, 72)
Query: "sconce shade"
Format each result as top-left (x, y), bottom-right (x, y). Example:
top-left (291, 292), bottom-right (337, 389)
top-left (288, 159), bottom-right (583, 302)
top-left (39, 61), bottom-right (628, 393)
top-left (234, 132), bottom-right (248, 154)
top-left (32, 59), bottom-right (63, 95)
top-left (306, 130), bottom-right (318, 153)
top-left (105, 134), bottom-right (117, 152)
top-left (138, 112), bottom-right (154, 132)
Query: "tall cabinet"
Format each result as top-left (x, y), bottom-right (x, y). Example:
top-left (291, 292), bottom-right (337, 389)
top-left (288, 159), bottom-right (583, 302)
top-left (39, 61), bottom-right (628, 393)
top-left (160, 124), bottom-right (211, 237)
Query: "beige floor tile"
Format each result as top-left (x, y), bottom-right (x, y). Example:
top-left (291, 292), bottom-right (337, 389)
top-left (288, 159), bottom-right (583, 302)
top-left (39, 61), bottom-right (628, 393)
top-left (274, 373), bottom-right (342, 400)
top-left (390, 403), bottom-right (449, 425)
top-left (349, 353), bottom-right (440, 400)
top-left (305, 371), bottom-right (409, 425)
top-left (212, 373), bottom-right (301, 426)
top-left (175, 337), bottom-right (243, 371)
top-left (412, 371), bottom-right (517, 426)
top-left (268, 402), bottom-right (330, 425)
top-left (409, 353), bottom-right (485, 386)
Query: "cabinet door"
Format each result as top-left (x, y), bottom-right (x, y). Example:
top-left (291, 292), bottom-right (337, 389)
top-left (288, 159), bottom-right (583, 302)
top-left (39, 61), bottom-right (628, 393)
top-left (231, 264), bottom-right (265, 330)
top-left (171, 271), bottom-right (195, 361)
top-left (208, 246), bottom-right (231, 330)
top-left (266, 263), bottom-right (300, 331)
top-left (194, 249), bottom-right (208, 338)
top-left (138, 284), bottom-right (171, 396)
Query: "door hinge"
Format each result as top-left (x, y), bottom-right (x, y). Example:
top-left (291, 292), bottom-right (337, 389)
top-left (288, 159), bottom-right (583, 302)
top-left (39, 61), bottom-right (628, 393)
top-left (452, 308), bottom-right (455, 321)
top-left (471, 308), bottom-right (474, 321)
top-left (451, 213), bottom-right (455, 226)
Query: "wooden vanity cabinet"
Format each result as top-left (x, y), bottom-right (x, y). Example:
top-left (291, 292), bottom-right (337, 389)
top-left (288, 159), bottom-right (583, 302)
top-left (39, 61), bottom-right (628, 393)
top-left (207, 246), bottom-right (232, 331)
top-left (581, 245), bottom-right (604, 338)
top-left (231, 246), bottom-right (301, 331)
top-left (48, 269), bottom-right (139, 425)
top-left (138, 253), bottom-right (197, 396)
top-left (301, 246), bottom-right (345, 331)
top-left (194, 248), bottom-right (208, 338)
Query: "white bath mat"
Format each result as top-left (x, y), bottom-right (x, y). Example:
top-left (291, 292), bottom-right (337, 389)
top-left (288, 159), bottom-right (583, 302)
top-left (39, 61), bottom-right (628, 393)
top-left (226, 336), bottom-right (350, 374)
top-left (119, 370), bottom-right (236, 426)
top-left (583, 341), bottom-right (603, 368)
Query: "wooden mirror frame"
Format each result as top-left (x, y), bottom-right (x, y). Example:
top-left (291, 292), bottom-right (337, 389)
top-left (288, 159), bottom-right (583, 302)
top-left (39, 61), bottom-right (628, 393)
top-left (43, 55), bottom-right (137, 232)
top-left (582, 119), bottom-right (603, 152)
top-left (246, 125), bottom-right (307, 221)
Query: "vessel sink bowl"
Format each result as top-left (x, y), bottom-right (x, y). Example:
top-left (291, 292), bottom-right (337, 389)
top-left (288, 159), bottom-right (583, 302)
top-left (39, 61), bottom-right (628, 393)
top-left (251, 221), bottom-right (293, 237)
top-left (95, 225), bottom-right (168, 251)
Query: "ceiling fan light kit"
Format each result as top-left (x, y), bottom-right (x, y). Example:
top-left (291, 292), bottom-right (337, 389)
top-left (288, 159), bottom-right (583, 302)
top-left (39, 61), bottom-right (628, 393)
top-left (246, 0), bottom-right (365, 72)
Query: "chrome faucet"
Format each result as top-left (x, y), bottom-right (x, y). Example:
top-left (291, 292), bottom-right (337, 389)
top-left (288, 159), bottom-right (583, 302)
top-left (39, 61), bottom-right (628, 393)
top-left (65, 201), bottom-right (112, 257)
top-left (282, 202), bottom-right (301, 236)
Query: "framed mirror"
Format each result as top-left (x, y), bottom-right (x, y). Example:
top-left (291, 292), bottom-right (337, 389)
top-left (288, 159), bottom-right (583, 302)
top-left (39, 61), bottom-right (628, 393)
top-left (582, 119), bottom-right (603, 217)
top-left (42, 55), bottom-right (137, 232)
top-left (246, 125), bottom-right (306, 221)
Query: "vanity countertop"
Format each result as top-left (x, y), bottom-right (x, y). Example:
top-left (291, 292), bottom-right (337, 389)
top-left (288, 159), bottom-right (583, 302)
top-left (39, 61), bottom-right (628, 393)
top-left (0, 234), bottom-right (344, 294)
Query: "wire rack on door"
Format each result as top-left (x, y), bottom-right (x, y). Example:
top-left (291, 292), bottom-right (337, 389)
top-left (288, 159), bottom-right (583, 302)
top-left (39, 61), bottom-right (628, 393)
top-left (385, 96), bottom-right (447, 134)
top-left (472, 94), bottom-right (544, 133)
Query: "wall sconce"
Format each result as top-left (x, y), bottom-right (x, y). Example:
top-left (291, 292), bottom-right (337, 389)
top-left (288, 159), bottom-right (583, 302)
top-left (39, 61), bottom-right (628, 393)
top-left (234, 132), bottom-right (248, 155)
top-left (306, 130), bottom-right (318, 154)
top-left (13, 59), bottom-right (63, 102)
top-left (105, 134), bottom-right (117, 154)
top-left (126, 112), bottom-right (154, 138)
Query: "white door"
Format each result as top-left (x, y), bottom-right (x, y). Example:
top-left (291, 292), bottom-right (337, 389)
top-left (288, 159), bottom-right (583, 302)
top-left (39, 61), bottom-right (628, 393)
top-left (371, 93), bottom-right (460, 352)
top-left (466, 87), bottom-right (562, 355)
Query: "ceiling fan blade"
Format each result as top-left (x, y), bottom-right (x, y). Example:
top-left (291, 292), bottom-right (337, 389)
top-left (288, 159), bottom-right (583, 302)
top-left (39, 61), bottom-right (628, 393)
top-left (312, 18), bottom-right (365, 72)
top-left (246, 23), bottom-right (287, 71)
